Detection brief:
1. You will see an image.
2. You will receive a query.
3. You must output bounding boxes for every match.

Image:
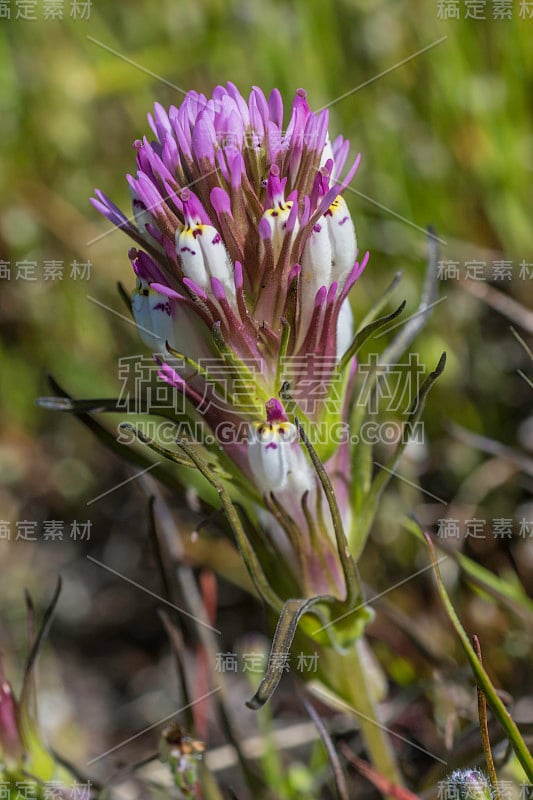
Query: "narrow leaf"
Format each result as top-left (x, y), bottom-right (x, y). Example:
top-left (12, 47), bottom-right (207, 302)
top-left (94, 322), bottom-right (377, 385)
top-left (472, 635), bottom-right (500, 799)
top-left (404, 520), bottom-right (533, 619)
top-left (355, 271), bottom-right (403, 333)
top-left (296, 419), bottom-right (361, 608)
top-left (45, 376), bottom-right (185, 495)
top-left (246, 596), bottom-right (332, 710)
top-left (424, 532), bottom-right (533, 780)
top-left (301, 693), bottom-right (350, 800)
top-left (22, 578), bottom-right (62, 703)
top-left (117, 280), bottom-right (132, 314)
top-left (174, 439), bottom-right (283, 613)
top-left (351, 353), bottom-right (446, 561)
top-left (339, 300), bottom-right (406, 374)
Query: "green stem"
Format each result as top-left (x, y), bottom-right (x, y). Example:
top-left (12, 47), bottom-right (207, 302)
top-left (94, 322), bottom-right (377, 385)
top-left (425, 533), bottom-right (533, 781)
top-left (310, 637), bottom-right (404, 790)
top-left (348, 639), bottom-right (404, 790)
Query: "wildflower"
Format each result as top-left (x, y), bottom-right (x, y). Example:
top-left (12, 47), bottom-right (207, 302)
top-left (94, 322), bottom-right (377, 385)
top-left (92, 84), bottom-right (367, 600)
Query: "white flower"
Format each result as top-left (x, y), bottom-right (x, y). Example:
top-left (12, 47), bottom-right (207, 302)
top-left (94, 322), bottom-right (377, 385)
top-left (176, 224), bottom-right (235, 298)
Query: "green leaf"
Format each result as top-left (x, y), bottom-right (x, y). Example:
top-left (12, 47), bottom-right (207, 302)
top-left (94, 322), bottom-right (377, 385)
top-left (118, 422), bottom-right (232, 479)
top-left (211, 321), bottom-right (271, 411)
top-left (314, 300), bottom-right (407, 461)
top-left (246, 596), bottom-right (333, 710)
top-left (338, 300), bottom-right (406, 374)
top-left (35, 395), bottom-right (178, 420)
top-left (424, 532), bottom-right (533, 781)
top-left (166, 341), bottom-right (259, 415)
top-left (404, 520), bottom-right (533, 619)
top-left (349, 353), bottom-right (446, 561)
top-left (295, 419), bottom-right (361, 609)
top-left (354, 271), bottom-right (403, 334)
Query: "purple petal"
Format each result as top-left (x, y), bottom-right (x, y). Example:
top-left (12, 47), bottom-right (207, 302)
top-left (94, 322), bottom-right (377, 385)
top-left (127, 172), bottom-right (164, 216)
top-left (226, 81), bottom-right (249, 126)
top-left (158, 361), bottom-right (186, 388)
top-left (338, 251), bottom-right (370, 302)
top-left (170, 109), bottom-right (192, 160)
top-left (148, 102), bottom-right (173, 143)
top-left (229, 152), bottom-right (245, 190)
top-left (327, 281), bottom-right (338, 303)
top-left (210, 276), bottom-right (227, 301)
top-left (91, 190), bottom-right (133, 231)
top-left (258, 217), bottom-right (272, 240)
top-left (183, 276), bottom-right (208, 300)
top-left (192, 113), bottom-right (216, 164)
top-left (265, 166), bottom-right (287, 207)
top-left (181, 188), bottom-right (211, 226)
top-left (161, 134), bottom-right (181, 174)
top-left (332, 136), bottom-right (350, 178)
top-left (286, 88), bottom-right (310, 146)
top-left (268, 88), bottom-right (284, 128)
top-left (129, 248), bottom-right (165, 282)
top-left (288, 263), bottom-right (301, 282)
top-left (265, 397), bottom-right (288, 422)
top-left (314, 285), bottom-right (328, 307)
top-left (234, 260), bottom-right (243, 290)
top-left (150, 282), bottom-right (185, 299)
top-left (285, 198), bottom-right (299, 232)
top-left (210, 187), bottom-right (232, 217)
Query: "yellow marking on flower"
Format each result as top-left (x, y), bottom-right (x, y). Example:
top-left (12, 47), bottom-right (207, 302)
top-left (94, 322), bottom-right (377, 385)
top-left (264, 200), bottom-right (293, 218)
top-left (325, 196), bottom-right (341, 216)
top-left (181, 224), bottom-right (206, 237)
top-left (325, 195), bottom-right (351, 221)
top-left (254, 420), bottom-right (297, 443)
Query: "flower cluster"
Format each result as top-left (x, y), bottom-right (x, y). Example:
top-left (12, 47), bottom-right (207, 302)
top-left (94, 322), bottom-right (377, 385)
top-left (92, 84), bottom-right (367, 600)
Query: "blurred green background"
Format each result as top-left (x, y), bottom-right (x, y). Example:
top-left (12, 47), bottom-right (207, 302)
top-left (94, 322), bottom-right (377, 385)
top-left (0, 0), bottom-right (532, 790)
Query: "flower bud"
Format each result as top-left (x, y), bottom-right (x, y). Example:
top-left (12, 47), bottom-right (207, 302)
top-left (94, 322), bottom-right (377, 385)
top-left (0, 676), bottom-right (23, 765)
top-left (447, 769), bottom-right (494, 800)
top-left (159, 723), bottom-right (205, 798)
